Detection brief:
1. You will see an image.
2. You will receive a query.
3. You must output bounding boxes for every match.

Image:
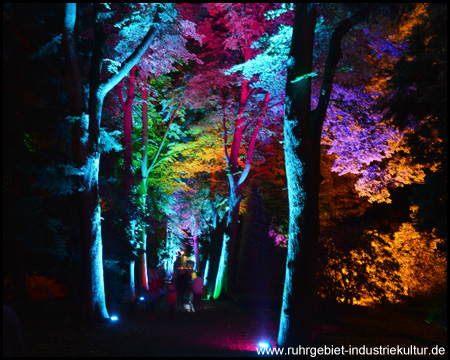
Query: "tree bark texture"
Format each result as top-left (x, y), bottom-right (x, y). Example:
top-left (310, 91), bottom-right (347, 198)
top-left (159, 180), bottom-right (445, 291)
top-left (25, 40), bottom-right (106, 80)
top-left (278, 3), bottom-right (370, 346)
top-left (62, 4), bottom-right (161, 324)
top-left (278, 3), bottom-right (318, 347)
top-left (214, 88), bottom-right (271, 298)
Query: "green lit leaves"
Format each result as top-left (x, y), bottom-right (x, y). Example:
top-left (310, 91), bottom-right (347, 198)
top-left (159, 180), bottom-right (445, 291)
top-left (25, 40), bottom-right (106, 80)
top-left (291, 71), bottom-right (318, 84)
top-left (23, 133), bottom-right (37, 153)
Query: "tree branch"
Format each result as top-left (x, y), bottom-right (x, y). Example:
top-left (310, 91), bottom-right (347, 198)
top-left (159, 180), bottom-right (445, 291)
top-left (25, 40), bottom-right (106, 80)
top-left (312, 5), bottom-right (371, 142)
top-left (147, 101), bottom-right (184, 176)
top-left (62, 3), bottom-right (83, 113)
top-left (220, 87), bottom-right (231, 165)
top-left (237, 91), bottom-right (270, 187)
top-left (99, 8), bottom-right (162, 96)
top-left (267, 99), bottom-right (285, 111)
top-left (115, 81), bottom-right (125, 109)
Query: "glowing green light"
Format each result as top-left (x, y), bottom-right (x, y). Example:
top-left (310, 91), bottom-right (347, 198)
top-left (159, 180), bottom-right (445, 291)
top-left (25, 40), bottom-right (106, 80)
top-left (291, 71), bottom-right (317, 84)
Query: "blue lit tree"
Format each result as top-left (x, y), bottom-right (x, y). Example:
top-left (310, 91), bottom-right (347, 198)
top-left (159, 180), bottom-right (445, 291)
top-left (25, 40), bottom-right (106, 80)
top-left (114, 9), bottom-right (203, 296)
top-left (61, 3), bottom-right (173, 323)
top-left (278, 3), bottom-right (373, 346)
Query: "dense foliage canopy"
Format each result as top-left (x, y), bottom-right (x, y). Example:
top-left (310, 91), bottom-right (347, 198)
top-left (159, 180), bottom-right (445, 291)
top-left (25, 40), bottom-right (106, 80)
top-left (3, 3), bottom-right (446, 332)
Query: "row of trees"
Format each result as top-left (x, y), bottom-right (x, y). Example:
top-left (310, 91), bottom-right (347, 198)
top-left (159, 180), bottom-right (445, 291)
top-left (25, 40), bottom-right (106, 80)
top-left (3, 3), bottom-right (446, 346)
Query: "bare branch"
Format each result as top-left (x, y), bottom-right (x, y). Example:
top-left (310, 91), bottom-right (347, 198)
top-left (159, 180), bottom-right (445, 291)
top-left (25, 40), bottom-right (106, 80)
top-left (312, 4), bottom-right (371, 141)
top-left (147, 101), bottom-right (184, 176)
top-left (100, 8), bottom-right (162, 96)
top-left (220, 87), bottom-right (231, 165)
top-left (237, 91), bottom-right (270, 187)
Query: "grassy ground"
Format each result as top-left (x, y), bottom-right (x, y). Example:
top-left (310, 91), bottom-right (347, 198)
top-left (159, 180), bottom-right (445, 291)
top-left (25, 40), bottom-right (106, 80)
top-left (8, 295), bottom-right (448, 357)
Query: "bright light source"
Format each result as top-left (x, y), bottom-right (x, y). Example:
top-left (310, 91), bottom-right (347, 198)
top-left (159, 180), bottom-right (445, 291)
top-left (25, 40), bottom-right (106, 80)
top-left (258, 341), bottom-right (271, 349)
top-left (139, 296), bottom-right (144, 301)
top-left (110, 315), bottom-right (119, 321)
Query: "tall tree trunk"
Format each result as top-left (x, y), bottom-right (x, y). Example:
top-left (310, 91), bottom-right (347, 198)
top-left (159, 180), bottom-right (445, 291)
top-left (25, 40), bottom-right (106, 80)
top-left (193, 213), bottom-right (201, 272)
top-left (121, 66), bottom-right (137, 206)
top-left (278, 3), bottom-right (370, 346)
top-left (137, 73), bottom-right (150, 292)
top-left (137, 180), bottom-right (149, 293)
top-left (278, 4), bottom-right (318, 346)
top-left (78, 153), bottom-right (109, 323)
top-left (136, 94), bottom-right (182, 289)
top-left (214, 90), bottom-right (270, 299)
top-left (116, 66), bottom-right (139, 295)
top-left (213, 181), bottom-right (242, 299)
top-left (62, 4), bottom-right (161, 324)
top-left (204, 171), bottom-right (221, 297)
top-left (63, 3), bottom-right (110, 323)
top-left (79, 23), bottom-right (111, 319)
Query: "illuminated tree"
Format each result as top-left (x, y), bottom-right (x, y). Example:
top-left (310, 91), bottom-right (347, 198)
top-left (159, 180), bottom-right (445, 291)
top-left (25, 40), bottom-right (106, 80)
top-left (186, 3), bottom-right (288, 299)
top-left (277, 2), bottom-right (448, 344)
top-left (382, 3), bottom-right (447, 239)
top-left (320, 4), bottom-right (436, 206)
top-left (318, 208), bottom-right (446, 306)
top-left (278, 3), bottom-right (374, 346)
top-left (367, 218), bottom-right (446, 300)
top-left (167, 130), bottom-right (230, 290)
top-left (318, 225), bottom-right (403, 305)
top-left (116, 74), bottom-right (184, 295)
top-left (113, 9), bottom-right (203, 294)
top-left (309, 4), bottom-right (446, 312)
top-left (60, 3), bottom-right (171, 323)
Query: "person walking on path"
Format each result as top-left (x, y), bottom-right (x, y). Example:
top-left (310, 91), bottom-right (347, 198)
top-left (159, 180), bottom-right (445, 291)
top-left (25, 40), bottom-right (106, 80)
top-left (191, 272), bottom-right (204, 312)
top-left (176, 270), bottom-right (190, 310)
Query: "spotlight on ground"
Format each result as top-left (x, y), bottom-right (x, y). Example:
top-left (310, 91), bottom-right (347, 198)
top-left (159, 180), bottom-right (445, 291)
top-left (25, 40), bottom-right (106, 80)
top-left (258, 340), bottom-right (271, 349)
top-left (110, 315), bottom-right (119, 322)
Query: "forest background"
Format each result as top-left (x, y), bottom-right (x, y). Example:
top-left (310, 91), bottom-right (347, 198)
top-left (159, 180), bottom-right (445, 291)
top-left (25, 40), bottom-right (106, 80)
top-left (3, 3), bottom-right (447, 342)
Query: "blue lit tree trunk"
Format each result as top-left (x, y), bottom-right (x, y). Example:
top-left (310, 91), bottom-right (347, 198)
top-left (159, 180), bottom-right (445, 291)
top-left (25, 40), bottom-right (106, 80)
top-left (137, 95), bottom-right (183, 292)
top-left (62, 4), bottom-right (161, 324)
top-left (204, 172), bottom-right (225, 298)
top-left (278, 3), bottom-right (369, 346)
top-left (63, 4), bottom-right (109, 323)
top-left (278, 4), bottom-right (318, 346)
top-left (213, 180), bottom-right (242, 299)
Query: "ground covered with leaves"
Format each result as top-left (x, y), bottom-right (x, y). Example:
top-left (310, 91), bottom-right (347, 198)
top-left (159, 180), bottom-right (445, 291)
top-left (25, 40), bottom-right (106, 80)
top-left (12, 295), bottom-right (448, 357)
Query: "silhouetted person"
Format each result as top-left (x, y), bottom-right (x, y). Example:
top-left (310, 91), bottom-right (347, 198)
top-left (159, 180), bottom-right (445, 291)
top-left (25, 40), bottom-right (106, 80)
top-left (3, 304), bottom-right (27, 357)
top-left (176, 271), bottom-right (189, 310)
top-left (191, 272), bottom-right (204, 312)
top-left (166, 282), bottom-right (177, 318)
top-left (146, 269), bottom-right (163, 320)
